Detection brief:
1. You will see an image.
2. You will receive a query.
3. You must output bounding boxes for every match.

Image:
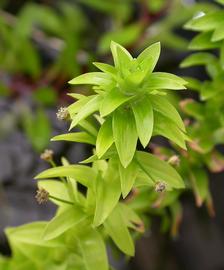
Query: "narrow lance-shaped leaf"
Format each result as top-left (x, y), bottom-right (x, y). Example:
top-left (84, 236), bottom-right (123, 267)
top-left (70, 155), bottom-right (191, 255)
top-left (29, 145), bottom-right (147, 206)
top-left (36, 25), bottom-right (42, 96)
top-left (43, 206), bottom-right (86, 241)
top-left (100, 87), bottom-right (132, 117)
top-left (94, 159), bottom-right (121, 226)
top-left (75, 229), bottom-right (109, 270)
top-left (51, 132), bottom-right (96, 145)
top-left (96, 117), bottom-right (114, 158)
top-left (35, 165), bottom-right (96, 188)
top-left (131, 96), bottom-right (154, 148)
top-left (70, 95), bottom-right (102, 130)
top-left (68, 72), bottom-right (112, 85)
top-left (113, 108), bottom-right (138, 168)
top-left (135, 151), bottom-right (185, 189)
top-left (145, 72), bottom-right (187, 90)
top-left (119, 160), bottom-right (138, 198)
top-left (104, 204), bottom-right (135, 256)
top-left (137, 42), bottom-right (161, 74)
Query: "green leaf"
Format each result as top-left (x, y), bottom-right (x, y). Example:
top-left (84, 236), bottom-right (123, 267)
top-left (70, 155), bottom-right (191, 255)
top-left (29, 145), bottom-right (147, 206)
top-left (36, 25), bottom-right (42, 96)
top-left (153, 111), bottom-right (187, 149)
top-left (43, 207), bottom-right (86, 240)
top-left (110, 41), bottom-right (132, 68)
top-left (68, 72), bottom-right (112, 85)
top-left (131, 96), bottom-right (153, 147)
top-left (137, 42), bottom-right (160, 74)
top-left (189, 31), bottom-right (221, 50)
top-left (93, 62), bottom-right (116, 75)
top-left (70, 96), bottom-right (101, 130)
top-left (145, 72), bottom-right (187, 90)
top-left (38, 180), bottom-right (70, 206)
top-left (180, 52), bottom-right (217, 68)
top-left (104, 205), bottom-right (134, 256)
top-left (190, 169), bottom-right (209, 207)
top-left (35, 165), bottom-right (96, 188)
top-left (185, 11), bottom-right (224, 31)
top-left (94, 159), bottom-right (121, 226)
top-left (100, 87), bottom-right (132, 117)
top-left (75, 229), bottom-right (108, 270)
top-left (135, 151), bottom-right (184, 189)
top-left (113, 108), bottom-right (138, 167)
top-left (151, 95), bottom-right (185, 131)
top-left (119, 160), bottom-right (138, 198)
top-left (51, 132), bottom-right (96, 145)
top-left (96, 117), bottom-right (114, 158)
top-left (6, 222), bottom-right (61, 247)
top-left (212, 23), bottom-right (224, 41)
top-left (68, 95), bottom-right (96, 117)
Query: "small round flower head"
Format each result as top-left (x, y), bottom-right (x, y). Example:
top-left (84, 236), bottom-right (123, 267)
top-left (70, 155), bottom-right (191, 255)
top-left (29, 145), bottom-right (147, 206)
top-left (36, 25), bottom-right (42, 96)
top-left (40, 149), bottom-right (54, 162)
top-left (35, 188), bottom-right (49, 204)
top-left (155, 181), bottom-right (166, 193)
top-left (168, 155), bottom-right (180, 166)
top-left (56, 107), bottom-right (69, 121)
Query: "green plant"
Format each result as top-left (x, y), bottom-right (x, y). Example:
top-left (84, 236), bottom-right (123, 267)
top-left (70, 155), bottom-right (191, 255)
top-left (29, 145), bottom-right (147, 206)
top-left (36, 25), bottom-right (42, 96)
top-left (2, 41), bottom-right (188, 269)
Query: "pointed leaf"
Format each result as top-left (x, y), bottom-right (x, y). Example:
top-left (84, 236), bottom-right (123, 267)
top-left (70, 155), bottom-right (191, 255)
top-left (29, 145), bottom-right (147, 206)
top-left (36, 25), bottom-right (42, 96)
top-left (94, 159), bottom-right (121, 226)
top-left (35, 165), bottom-right (96, 188)
top-left (100, 87), bottom-right (132, 117)
top-left (113, 108), bottom-right (138, 167)
top-left (137, 42), bottom-right (160, 74)
top-left (96, 117), bottom-right (114, 158)
top-left (135, 151), bottom-right (184, 189)
top-left (110, 41), bottom-right (132, 68)
top-left (43, 207), bottom-right (86, 240)
top-left (75, 229), bottom-right (108, 270)
top-left (104, 205), bottom-right (134, 256)
top-left (131, 96), bottom-right (153, 147)
top-left (51, 132), bottom-right (96, 145)
top-left (145, 72), bottom-right (187, 90)
top-left (68, 72), bottom-right (112, 85)
top-left (70, 96), bottom-right (101, 129)
top-left (153, 111), bottom-right (187, 149)
top-left (119, 161), bottom-right (138, 198)
top-left (151, 95), bottom-right (185, 131)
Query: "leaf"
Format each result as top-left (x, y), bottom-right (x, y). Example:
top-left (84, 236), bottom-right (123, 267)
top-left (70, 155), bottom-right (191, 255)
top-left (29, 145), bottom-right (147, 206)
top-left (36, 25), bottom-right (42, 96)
top-left (104, 205), bottom-right (134, 256)
top-left (5, 222), bottom-right (61, 247)
top-left (38, 180), bottom-right (70, 206)
top-left (93, 62), bottom-right (116, 75)
top-left (119, 160), bottom-right (138, 198)
top-left (68, 72), bottom-right (112, 85)
top-left (145, 72), bottom-right (187, 90)
top-left (94, 159), bottom-right (121, 226)
top-left (51, 132), bottom-right (96, 145)
top-left (189, 31), bottom-right (221, 50)
top-left (113, 108), bottom-right (138, 167)
top-left (35, 165), bottom-right (96, 188)
top-left (190, 169), bottom-right (209, 207)
top-left (135, 151), bottom-right (184, 189)
top-left (70, 96), bottom-right (101, 130)
top-left (151, 95), bottom-right (185, 131)
top-left (68, 95), bottom-right (96, 117)
top-left (137, 42), bottom-right (160, 74)
top-left (185, 11), bottom-right (224, 31)
top-left (110, 41), bottom-right (132, 68)
top-left (75, 229), bottom-right (108, 270)
top-left (153, 111), bottom-right (187, 149)
top-left (131, 96), bottom-right (154, 147)
top-left (100, 87), bottom-right (132, 117)
top-left (212, 23), bottom-right (224, 41)
top-left (180, 52), bottom-right (217, 68)
top-left (96, 117), bottom-right (114, 158)
top-left (43, 207), bottom-right (86, 240)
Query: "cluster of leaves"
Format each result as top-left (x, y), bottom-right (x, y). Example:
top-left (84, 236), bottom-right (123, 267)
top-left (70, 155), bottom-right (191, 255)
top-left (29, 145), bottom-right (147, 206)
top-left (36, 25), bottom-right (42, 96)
top-left (0, 41), bottom-right (188, 270)
top-left (0, 0), bottom-right (214, 152)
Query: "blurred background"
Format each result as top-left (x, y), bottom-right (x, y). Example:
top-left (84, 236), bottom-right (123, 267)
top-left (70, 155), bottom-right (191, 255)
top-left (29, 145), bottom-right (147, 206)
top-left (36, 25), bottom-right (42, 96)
top-left (1, 0), bottom-right (224, 269)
